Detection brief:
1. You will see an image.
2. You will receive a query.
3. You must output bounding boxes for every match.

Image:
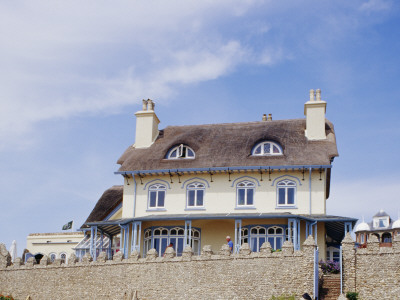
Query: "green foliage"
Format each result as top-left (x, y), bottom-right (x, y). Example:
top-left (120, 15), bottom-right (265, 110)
top-left (0, 295), bottom-right (14, 300)
top-left (269, 295), bottom-right (295, 300)
top-left (346, 291), bottom-right (359, 300)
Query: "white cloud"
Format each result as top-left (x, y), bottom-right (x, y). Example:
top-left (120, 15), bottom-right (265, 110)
top-left (360, 0), bottom-right (391, 12)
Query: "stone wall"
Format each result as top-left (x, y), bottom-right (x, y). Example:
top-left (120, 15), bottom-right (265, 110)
top-left (342, 233), bottom-right (400, 299)
top-left (0, 238), bottom-right (317, 300)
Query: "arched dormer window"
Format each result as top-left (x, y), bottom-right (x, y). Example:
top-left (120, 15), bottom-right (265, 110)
top-left (252, 141), bottom-right (282, 156)
top-left (166, 144), bottom-right (195, 159)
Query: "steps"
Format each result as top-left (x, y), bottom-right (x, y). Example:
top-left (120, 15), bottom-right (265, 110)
top-left (319, 274), bottom-right (341, 300)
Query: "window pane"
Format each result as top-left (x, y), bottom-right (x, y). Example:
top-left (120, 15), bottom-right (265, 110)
top-left (276, 228), bottom-right (282, 234)
top-left (158, 191), bottom-right (165, 207)
top-left (251, 228), bottom-right (258, 234)
top-left (161, 238), bottom-right (168, 256)
top-left (278, 188), bottom-right (286, 205)
top-left (177, 237), bottom-right (184, 255)
top-left (259, 237), bottom-right (266, 251)
top-left (273, 145), bottom-right (280, 153)
top-left (187, 148), bottom-right (194, 157)
top-left (170, 150), bottom-right (177, 158)
top-left (247, 189), bottom-right (254, 205)
top-left (259, 228), bottom-right (265, 234)
top-left (268, 228), bottom-right (275, 234)
top-left (276, 237), bottom-right (282, 249)
top-left (287, 188), bottom-right (295, 205)
top-left (254, 145), bottom-right (261, 154)
top-left (238, 189), bottom-right (245, 205)
top-left (251, 237), bottom-right (258, 252)
top-left (197, 190), bottom-right (204, 206)
top-left (268, 237), bottom-right (275, 249)
top-left (188, 190), bottom-right (195, 206)
top-left (263, 143), bottom-right (271, 154)
top-left (150, 191), bottom-right (157, 207)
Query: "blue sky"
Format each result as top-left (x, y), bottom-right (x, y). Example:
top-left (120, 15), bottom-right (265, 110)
top-left (1, 0), bottom-right (400, 255)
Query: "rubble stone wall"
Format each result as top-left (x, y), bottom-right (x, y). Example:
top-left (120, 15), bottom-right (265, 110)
top-left (342, 233), bottom-right (400, 299)
top-left (0, 240), bottom-right (316, 300)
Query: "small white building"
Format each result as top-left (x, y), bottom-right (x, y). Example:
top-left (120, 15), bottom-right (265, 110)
top-left (355, 209), bottom-right (400, 246)
top-left (26, 232), bottom-right (84, 263)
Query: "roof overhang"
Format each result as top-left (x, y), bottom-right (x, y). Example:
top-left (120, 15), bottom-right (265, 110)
top-left (115, 165), bottom-right (333, 176)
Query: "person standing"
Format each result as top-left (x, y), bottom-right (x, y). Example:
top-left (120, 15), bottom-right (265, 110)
top-left (226, 236), bottom-right (233, 252)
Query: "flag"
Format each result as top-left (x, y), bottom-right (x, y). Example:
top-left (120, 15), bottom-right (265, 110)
top-left (62, 221), bottom-right (73, 230)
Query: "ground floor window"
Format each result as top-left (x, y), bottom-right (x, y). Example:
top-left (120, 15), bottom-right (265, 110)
top-left (326, 246), bottom-right (340, 262)
top-left (143, 226), bottom-right (201, 257)
top-left (240, 225), bottom-right (287, 251)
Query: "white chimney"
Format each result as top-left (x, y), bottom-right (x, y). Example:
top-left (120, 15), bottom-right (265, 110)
top-left (304, 89), bottom-right (327, 140)
top-left (134, 99), bottom-right (160, 148)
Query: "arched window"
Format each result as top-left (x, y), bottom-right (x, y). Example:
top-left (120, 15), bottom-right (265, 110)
top-left (267, 226), bottom-right (284, 250)
top-left (144, 227), bottom-right (201, 257)
top-left (236, 180), bottom-right (255, 207)
top-left (382, 232), bottom-right (392, 243)
top-left (49, 253), bottom-right (56, 263)
top-left (252, 141), bottom-right (282, 156)
top-left (148, 184), bottom-right (166, 209)
top-left (166, 144), bottom-right (195, 159)
top-left (187, 182), bottom-right (205, 208)
top-left (241, 225), bottom-right (286, 251)
top-left (277, 180), bottom-right (296, 207)
top-left (60, 252), bottom-right (67, 264)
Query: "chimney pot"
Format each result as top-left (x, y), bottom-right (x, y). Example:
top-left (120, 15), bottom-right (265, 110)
top-left (267, 114), bottom-right (272, 121)
top-left (309, 89), bottom-right (315, 102)
top-left (142, 99), bottom-right (148, 111)
top-left (147, 99), bottom-right (155, 111)
top-left (262, 114), bottom-right (267, 121)
top-left (316, 89), bottom-right (321, 101)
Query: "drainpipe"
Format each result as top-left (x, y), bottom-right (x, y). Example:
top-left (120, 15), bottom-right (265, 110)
top-left (309, 167), bottom-right (312, 215)
top-left (132, 174), bottom-right (137, 218)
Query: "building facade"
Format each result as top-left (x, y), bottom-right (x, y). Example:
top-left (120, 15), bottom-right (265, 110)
top-left (354, 209), bottom-right (400, 247)
top-left (81, 90), bottom-right (356, 261)
top-left (26, 232), bottom-right (84, 263)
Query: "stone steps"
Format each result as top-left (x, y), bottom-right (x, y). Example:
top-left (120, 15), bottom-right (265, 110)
top-left (320, 274), bottom-right (341, 300)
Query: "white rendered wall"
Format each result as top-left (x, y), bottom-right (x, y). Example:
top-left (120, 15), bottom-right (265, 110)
top-left (122, 170), bottom-right (327, 218)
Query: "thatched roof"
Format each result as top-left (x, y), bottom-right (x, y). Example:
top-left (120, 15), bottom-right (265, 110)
top-left (117, 118), bottom-right (338, 171)
top-left (81, 185), bottom-right (123, 228)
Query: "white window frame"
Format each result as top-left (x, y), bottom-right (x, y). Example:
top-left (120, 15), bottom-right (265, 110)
top-left (60, 252), bottom-right (67, 264)
top-left (252, 141), bottom-right (283, 156)
top-left (236, 180), bottom-right (255, 207)
top-left (276, 179), bottom-right (296, 207)
top-left (49, 253), bottom-right (56, 263)
top-left (167, 144), bottom-right (195, 159)
top-left (148, 184), bottom-right (167, 210)
top-left (186, 182), bottom-right (205, 209)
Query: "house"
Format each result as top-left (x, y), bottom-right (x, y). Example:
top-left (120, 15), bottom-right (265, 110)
top-left (80, 89), bottom-right (357, 261)
top-left (26, 232), bottom-right (84, 263)
top-left (354, 209), bottom-right (400, 247)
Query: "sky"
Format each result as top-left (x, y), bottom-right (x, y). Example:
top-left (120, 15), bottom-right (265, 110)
top-left (1, 0), bottom-right (400, 255)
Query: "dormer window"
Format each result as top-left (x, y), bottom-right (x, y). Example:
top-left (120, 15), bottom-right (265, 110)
top-left (166, 144), bottom-right (195, 159)
top-left (252, 141), bottom-right (282, 156)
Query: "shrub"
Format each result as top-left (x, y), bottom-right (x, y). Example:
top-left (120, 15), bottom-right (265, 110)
top-left (346, 292), bottom-right (359, 300)
top-left (319, 260), bottom-right (340, 274)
